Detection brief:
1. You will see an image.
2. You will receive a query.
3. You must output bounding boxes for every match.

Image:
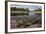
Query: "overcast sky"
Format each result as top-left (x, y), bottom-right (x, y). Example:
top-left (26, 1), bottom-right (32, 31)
top-left (11, 5), bottom-right (42, 11)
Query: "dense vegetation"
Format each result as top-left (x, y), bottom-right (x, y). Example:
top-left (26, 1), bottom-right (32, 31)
top-left (34, 8), bottom-right (41, 11)
top-left (11, 7), bottom-right (29, 11)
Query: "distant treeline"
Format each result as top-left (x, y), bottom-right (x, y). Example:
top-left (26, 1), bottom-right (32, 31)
top-left (33, 8), bottom-right (41, 11)
top-left (11, 7), bottom-right (29, 11)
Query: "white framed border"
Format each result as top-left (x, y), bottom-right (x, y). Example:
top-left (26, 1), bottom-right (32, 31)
top-left (7, 1), bottom-right (45, 32)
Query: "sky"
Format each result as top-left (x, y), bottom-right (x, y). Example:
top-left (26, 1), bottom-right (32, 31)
top-left (11, 4), bottom-right (42, 11)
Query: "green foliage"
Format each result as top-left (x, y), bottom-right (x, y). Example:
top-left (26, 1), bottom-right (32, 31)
top-left (33, 8), bottom-right (41, 11)
top-left (11, 7), bottom-right (29, 11)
